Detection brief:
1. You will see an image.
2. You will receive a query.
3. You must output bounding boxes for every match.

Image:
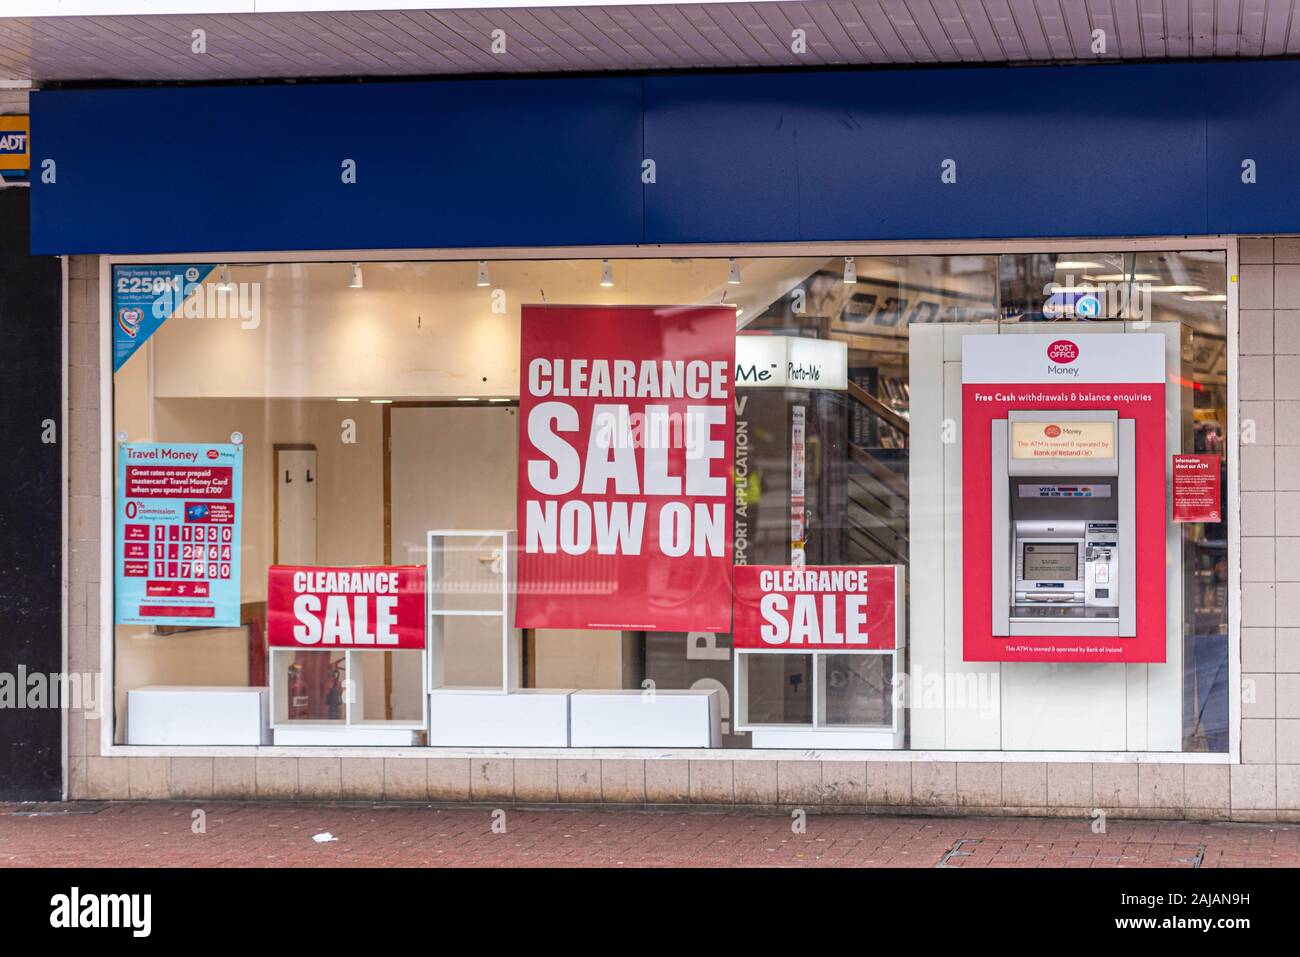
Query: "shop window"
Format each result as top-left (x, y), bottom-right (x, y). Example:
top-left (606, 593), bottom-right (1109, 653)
top-left (110, 250), bottom-right (1232, 754)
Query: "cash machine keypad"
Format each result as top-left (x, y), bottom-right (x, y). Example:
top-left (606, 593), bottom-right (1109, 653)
top-left (1084, 522), bottom-right (1119, 608)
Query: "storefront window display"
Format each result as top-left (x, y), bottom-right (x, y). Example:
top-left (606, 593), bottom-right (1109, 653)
top-left (109, 248), bottom-right (1232, 753)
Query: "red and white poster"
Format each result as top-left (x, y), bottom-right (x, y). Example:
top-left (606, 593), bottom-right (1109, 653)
top-left (1172, 454), bottom-right (1222, 523)
top-left (961, 333), bottom-right (1167, 663)
top-left (267, 565), bottom-right (425, 649)
top-left (733, 565), bottom-right (902, 650)
top-left (516, 305), bottom-right (735, 632)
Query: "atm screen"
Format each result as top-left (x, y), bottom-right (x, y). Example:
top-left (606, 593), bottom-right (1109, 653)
top-left (1022, 543), bottom-right (1077, 580)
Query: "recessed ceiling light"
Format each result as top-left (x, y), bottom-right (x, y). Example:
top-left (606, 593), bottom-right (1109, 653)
top-left (369, 398), bottom-right (391, 404)
top-left (336, 398), bottom-right (359, 402)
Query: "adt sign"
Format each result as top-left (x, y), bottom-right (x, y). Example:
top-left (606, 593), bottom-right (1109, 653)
top-left (0, 116), bottom-right (29, 173)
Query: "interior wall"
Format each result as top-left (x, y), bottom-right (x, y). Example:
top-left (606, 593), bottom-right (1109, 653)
top-left (388, 404), bottom-right (629, 690)
top-left (112, 357), bottom-right (386, 734)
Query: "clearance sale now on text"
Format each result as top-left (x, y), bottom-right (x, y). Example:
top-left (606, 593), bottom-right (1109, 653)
top-left (521, 357), bottom-right (730, 559)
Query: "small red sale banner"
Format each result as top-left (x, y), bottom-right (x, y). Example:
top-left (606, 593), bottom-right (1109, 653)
top-left (1172, 454), bottom-right (1222, 523)
top-left (732, 565), bottom-right (902, 650)
top-left (267, 565), bottom-right (426, 650)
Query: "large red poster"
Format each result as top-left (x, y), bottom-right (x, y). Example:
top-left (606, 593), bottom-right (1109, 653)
top-left (516, 305), bottom-right (735, 632)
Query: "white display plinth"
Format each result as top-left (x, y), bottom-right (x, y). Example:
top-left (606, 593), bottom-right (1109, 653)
top-left (427, 689), bottom-right (572, 747)
top-left (569, 689), bottom-right (721, 748)
top-left (272, 724), bottom-right (419, 747)
top-left (127, 686), bottom-right (270, 746)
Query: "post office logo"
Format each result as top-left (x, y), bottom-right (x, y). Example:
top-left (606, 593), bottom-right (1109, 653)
top-left (1047, 339), bottom-right (1079, 364)
top-left (1043, 424), bottom-right (1062, 437)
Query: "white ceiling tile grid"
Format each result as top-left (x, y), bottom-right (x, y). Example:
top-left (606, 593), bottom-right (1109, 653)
top-left (1, 1), bottom-right (1298, 82)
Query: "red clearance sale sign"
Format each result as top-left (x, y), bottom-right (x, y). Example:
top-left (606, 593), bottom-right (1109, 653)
top-left (516, 305), bottom-right (735, 632)
top-left (267, 566), bottom-right (425, 650)
top-left (1172, 454), bottom-right (1222, 523)
top-left (732, 565), bottom-right (902, 650)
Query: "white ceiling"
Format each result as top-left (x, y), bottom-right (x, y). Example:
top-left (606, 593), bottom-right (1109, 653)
top-left (0, 1), bottom-right (1295, 83)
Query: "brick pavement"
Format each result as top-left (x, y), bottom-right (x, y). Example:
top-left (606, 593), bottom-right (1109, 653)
top-left (1, 802), bottom-right (1298, 867)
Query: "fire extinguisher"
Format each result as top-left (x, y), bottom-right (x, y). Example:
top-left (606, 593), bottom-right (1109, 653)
top-left (325, 657), bottom-right (346, 720)
top-left (287, 661), bottom-right (310, 720)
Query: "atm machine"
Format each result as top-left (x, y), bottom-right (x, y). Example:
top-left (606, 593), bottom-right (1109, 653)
top-left (990, 409), bottom-right (1135, 638)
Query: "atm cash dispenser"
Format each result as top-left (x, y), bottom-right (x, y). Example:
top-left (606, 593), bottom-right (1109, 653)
top-left (990, 410), bottom-right (1135, 638)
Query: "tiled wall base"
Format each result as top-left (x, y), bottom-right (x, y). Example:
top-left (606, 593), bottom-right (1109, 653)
top-left (67, 756), bottom-right (1300, 822)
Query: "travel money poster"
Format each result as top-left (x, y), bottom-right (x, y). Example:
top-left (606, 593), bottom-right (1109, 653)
top-left (115, 442), bottom-right (243, 627)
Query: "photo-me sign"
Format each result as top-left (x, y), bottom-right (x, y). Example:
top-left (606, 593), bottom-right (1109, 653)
top-left (734, 335), bottom-right (848, 390)
top-left (961, 333), bottom-right (1166, 662)
top-left (516, 305), bottom-right (735, 631)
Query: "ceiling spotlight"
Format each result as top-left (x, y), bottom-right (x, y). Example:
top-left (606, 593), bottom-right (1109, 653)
top-left (217, 265), bottom-right (234, 292)
top-left (843, 257), bottom-right (857, 284)
top-left (476, 260), bottom-right (490, 287)
top-left (349, 263), bottom-right (363, 289)
top-left (600, 259), bottom-right (614, 288)
top-left (727, 258), bottom-right (741, 284)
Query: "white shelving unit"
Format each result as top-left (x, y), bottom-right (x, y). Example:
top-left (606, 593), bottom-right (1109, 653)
top-left (269, 643), bottom-right (428, 745)
top-left (427, 529), bottom-right (518, 693)
top-left (269, 570), bottom-right (429, 746)
top-left (733, 566), bottom-right (906, 749)
top-left (426, 530), bottom-right (571, 746)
